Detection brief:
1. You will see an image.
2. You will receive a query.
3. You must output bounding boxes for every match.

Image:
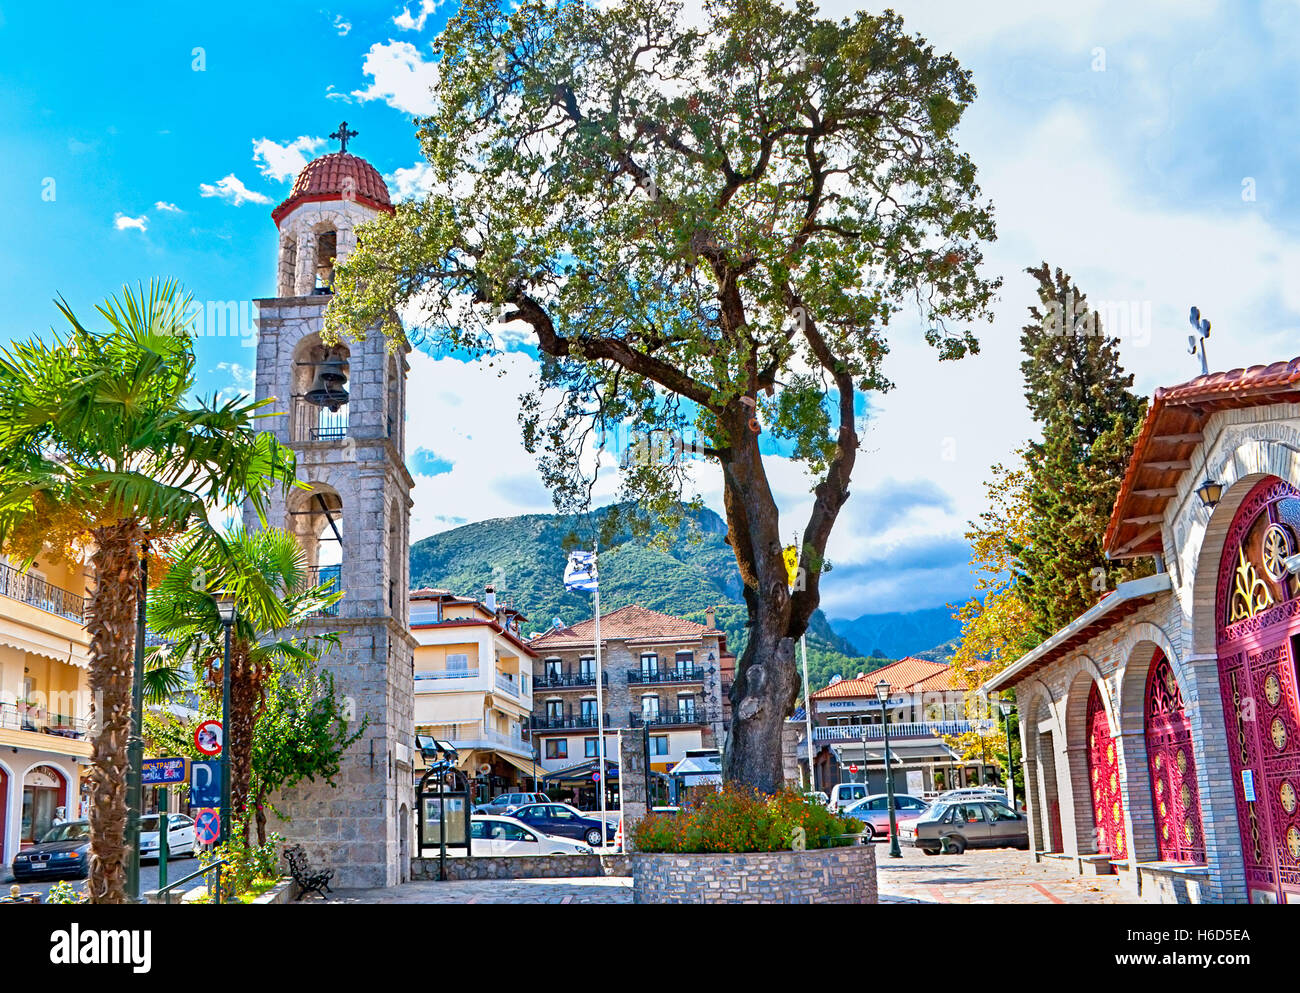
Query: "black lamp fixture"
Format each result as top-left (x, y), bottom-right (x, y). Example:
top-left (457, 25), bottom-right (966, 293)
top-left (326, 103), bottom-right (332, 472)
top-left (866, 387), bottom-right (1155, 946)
top-left (214, 591), bottom-right (238, 628)
top-left (873, 678), bottom-right (890, 704)
top-left (1196, 478), bottom-right (1223, 509)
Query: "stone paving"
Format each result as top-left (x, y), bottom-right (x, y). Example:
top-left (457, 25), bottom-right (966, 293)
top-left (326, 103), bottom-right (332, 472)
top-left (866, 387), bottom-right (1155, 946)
top-left (876, 844), bottom-right (1141, 904)
top-left (300, 844), bottom-right (1139, 904)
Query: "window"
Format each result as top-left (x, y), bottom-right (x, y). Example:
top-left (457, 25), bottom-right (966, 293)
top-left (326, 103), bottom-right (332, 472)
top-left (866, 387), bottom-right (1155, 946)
top-left (446, 653), bottom-right (469, 672)
top-left (546, 740), bottom-right (568, 759)
top-left (985, 802), bottom-right (1019, 821)
top-left (650, 735), bottom-right (669, 756)
top-left (869, 797), bottom-right (888, 811)
top-left (585, 737), bottom-right (599, 758)
top-left (549, 806), bottom-right (576, 821)
top-left (579, 656), bottom-right (595, 679)
top-left (470, 821), bottom-right (489, 840)
top-left (546, 700), bottom-right (563, 720)
top-left (950, 804), bottom-right (982, 824)
top-left (677, 695), bottom-right (697, 721)
top-left (545, 659), bottom-right (562, 679)
top-left (641, 653), bottom-right (659, 678)
top-left (675, 651), bottom-right (694, 674)
top-left (580, 698), bottom-right (598, 722)
top-left (641, 695), bottom-right (660, 719)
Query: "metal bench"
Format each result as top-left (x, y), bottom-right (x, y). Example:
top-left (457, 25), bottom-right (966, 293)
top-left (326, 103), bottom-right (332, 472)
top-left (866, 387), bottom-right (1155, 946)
top-left (283, 844), bottom-right (334, 901)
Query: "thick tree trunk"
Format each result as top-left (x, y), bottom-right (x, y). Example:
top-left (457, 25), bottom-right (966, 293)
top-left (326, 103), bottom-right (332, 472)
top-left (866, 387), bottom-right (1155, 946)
top-left (719, 417), bottom-right (804, 794)
top-left (228, 642), bottom-right (259, 845)
top-left (254, 796), bottom-right (268, 847)
top-left (85, 521), bottom-right (144, 904)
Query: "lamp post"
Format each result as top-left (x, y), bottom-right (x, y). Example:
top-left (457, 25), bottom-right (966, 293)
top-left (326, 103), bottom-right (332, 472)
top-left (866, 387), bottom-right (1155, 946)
top-left (214, 592), bottom-right (237, 847)
top-left (875, 678), bottom-right (901, 859)
top-left (998, 699), bottom-right (1016, 809)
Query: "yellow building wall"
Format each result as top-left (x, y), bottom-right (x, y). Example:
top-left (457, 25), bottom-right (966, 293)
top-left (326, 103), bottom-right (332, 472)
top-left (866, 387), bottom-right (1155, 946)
top-left (413, 641), bottom-right (480, 672)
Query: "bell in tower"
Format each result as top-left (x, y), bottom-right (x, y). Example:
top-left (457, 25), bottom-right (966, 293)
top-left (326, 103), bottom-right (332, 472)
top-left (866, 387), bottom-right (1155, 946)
top-left (304, 349), bottom-right (349, 412)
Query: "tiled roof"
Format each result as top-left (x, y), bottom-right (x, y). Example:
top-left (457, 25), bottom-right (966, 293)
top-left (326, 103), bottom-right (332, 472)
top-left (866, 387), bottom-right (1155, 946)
top-left (272, 151), bottom-right (394, 225)
top-left (528, 604), bottom-right (717, 649)
top-left (809, 657), bottom-right (952, 700)
top-left (1105, 355), bottom-right (1300, 558)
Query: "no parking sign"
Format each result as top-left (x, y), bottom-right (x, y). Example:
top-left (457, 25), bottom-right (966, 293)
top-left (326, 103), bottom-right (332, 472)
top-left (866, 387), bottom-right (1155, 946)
top-left (195, 808), bottom-right (221, 845)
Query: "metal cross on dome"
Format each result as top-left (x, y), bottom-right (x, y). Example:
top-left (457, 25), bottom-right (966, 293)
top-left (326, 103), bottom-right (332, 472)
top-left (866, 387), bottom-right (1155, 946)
top-left (330, 121), bottom-right (358, 153)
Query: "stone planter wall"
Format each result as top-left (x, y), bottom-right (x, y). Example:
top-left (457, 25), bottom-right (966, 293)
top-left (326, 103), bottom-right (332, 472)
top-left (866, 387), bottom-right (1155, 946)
top-left (632, 844), bottom-right (877, 904)
top-left (410, 853), bottom-right (633, 881)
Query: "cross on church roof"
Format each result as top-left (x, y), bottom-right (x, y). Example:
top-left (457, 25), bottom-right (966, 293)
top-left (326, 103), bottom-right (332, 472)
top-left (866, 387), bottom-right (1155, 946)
top-left (330, 121), bottom-right (358, 154)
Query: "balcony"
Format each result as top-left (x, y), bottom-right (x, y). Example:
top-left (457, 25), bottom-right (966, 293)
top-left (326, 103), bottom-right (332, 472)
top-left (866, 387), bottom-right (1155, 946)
top-left (627, 667), bottom-right (705, 686)
top-left (415, 667), bottom-right (480, 684)
top-left (416, 721), bottom-right (531, 759)
top-left (811, 720), bottom-right (994, 744)
top-left (531, 713), bottom-right (611, 732)
top-left (0, 562), bottom-right (86, 623)
top-left (494, 672), bottom-right (522, 699)
top-left (0, 702), bottom-right (90, 740)
top-left (629, 709), bottom-right (708, 729)
top-left (534, 671), bottom-right (601, 690)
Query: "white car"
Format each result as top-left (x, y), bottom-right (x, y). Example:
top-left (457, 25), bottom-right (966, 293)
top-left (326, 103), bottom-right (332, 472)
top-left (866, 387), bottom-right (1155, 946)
top-left (139, 813), bottom-right (197, 859)
top-left (469, 815), bottom-right (593, 856)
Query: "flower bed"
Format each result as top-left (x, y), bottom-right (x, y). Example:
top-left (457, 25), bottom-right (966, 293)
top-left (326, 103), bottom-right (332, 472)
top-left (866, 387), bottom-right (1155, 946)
top-left (629, 786), bottom-right (877, 904)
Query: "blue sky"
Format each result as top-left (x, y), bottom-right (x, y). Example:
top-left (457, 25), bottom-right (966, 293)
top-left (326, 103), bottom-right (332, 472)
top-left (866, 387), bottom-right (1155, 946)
top-left (3, 0), bottom-right (1299, 621)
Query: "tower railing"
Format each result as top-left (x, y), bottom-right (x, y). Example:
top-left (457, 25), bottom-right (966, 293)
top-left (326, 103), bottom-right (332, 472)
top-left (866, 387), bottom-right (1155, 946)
top-left (292, 399), bottom-right (349, 443)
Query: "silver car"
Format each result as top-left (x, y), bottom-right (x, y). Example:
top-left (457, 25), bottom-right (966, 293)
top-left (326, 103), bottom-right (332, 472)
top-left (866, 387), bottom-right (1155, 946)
top-left (899, 799), bottom-right (1029, 855)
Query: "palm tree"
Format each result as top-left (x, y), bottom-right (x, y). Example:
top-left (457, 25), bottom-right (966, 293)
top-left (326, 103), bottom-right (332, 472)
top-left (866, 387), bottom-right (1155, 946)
top-left (144, 525), bottom-right (343, 841)
top-left (0, 281), bottom-right (296, 903)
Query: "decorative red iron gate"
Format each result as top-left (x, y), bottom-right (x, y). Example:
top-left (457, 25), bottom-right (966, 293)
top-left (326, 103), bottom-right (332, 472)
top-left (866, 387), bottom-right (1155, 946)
top-left (1216, 477), bottom-right (1300, 903)
top-left (1087, 683), bottom-right (1126, 858)
top-left (1144, 650), bottom-right (1205, 862)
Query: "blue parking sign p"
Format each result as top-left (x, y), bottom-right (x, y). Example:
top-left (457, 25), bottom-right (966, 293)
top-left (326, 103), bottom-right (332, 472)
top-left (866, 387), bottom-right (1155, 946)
top-left (190, 760), bottom-right (222, 807)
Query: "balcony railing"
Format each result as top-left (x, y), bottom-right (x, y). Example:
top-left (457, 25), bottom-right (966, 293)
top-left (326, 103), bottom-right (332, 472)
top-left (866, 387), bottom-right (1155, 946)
top-left (292, 398), bottom-right (348, 443)
top-left (811, 720), bottom-right (994, 744)
top-left (535, 671), bottom-right (601, 689)
top-left (0, 702), bottom-right (90, 740)
top-left (627, 667), bottom-right (705, 686)
top-left (0, 562), bottom-right (85, 623)
top-left (494, 673), bottom-right (521, 698)
top-left (415, 667), bottom-right (480, 683)
top-left (300, 565), bottom-right (341, 616)
top-left (416, 721), bottom-right (530, 757)
top-left (629, 709), bottom-right (708, 729)
top-left (531, 713), bottom-right (611, 731)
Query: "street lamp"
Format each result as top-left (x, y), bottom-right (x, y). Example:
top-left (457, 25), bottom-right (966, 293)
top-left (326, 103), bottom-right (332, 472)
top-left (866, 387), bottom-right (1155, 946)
top-left (214, 592), bottom-right (237, 847)
top-left (874, 678), bottom-right (901, 859)
top-left (998, 699), bottom-right (1016, 809)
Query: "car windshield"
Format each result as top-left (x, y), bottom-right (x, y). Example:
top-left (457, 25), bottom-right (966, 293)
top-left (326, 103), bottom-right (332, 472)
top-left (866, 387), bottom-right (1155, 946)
top-left (41, 822), bottom-right (90, 843)
top-left (918, 803), bottom-right (949, 823)
top-left (139, 816), bottom-right (159, 832)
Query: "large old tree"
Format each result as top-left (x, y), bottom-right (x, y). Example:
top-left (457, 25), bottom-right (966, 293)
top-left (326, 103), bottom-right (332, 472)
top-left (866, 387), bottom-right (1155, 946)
top-left (328, 0), bottom-right (998, 791)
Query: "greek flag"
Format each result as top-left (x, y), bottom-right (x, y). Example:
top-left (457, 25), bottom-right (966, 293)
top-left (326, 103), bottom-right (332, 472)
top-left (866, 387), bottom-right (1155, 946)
top-left (563, 550), bottom-right (598, 593)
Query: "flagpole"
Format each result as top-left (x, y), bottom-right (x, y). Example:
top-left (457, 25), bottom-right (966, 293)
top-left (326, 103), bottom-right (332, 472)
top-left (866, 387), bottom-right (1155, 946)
top-left (594, 538), bottom-right (607, 843)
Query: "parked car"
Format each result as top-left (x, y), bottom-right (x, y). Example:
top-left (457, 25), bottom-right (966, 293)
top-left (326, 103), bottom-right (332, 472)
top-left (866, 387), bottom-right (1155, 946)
top-left (510, 802), bottom-right (618, 847)
top-left (139, 813), bottom-right (197, 860)
top-left (933, 787), bottom-right (1012, 805)
top-left (841, 793), bottom-right (929, 840)
top-left (474, 792), bottom-right (551, 816)
top-left (802, 791), bottom-right (829, 806)
top-left (827, 782), bottom-right (870, 813)
top-left (11, 820), bottom-right (91, 880)
top-left (899, 798), bottom-right (1030, 855)
top-left (468, 815), bottom-right (592, 856)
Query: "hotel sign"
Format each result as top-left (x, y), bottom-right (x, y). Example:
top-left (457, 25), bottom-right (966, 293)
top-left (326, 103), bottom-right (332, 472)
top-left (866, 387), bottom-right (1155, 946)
top-left (818, 696), bottom-right (909, 712)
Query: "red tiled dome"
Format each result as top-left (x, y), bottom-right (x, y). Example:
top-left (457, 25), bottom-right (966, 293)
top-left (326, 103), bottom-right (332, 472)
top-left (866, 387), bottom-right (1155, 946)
top-left (271, 152), bottom-right (394, 226)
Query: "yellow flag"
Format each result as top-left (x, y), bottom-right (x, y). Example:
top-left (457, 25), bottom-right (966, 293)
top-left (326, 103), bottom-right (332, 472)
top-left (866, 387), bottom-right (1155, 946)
top-left (782, 544), bottom-right (799, 589)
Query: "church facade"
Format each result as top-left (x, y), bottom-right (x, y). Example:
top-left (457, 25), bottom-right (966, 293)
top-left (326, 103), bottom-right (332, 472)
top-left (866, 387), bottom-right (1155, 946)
top-left (243, 129), bottom-right (417, 888)
top-left (987, 357), bottom-right (1300, 904)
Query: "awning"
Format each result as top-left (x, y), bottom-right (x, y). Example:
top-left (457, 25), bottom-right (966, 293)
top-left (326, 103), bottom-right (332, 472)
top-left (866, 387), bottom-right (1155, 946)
top-left (832, 739), bottom-right (961, 765)
top-left (495, 750), bottom-right (540, 779)
top-left (542, 758), bottom-right (619, 784)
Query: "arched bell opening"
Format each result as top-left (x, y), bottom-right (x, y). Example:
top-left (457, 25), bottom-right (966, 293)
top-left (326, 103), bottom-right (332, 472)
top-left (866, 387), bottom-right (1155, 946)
top-left (314, 229), bottom-right (338, 294)
top-left (292, 333), bottom-right (350, 443)
top-left (287, 484), bottom-right (344, 616)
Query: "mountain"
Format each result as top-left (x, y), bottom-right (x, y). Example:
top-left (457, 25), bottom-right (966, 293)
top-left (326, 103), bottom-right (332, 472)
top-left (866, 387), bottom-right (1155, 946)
top-left (828, 605), bottom-right (961, 663)
top-left (408, 504), bottom-right (862, 675)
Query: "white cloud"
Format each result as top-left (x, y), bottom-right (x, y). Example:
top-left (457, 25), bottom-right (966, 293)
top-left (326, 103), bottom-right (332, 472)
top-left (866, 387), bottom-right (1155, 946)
top-left (198, 174), bottom-right (272, 206)
top-left (325, 84), bottom-right (352, 103)
top-left (154, 200), bottom-right (182, 213)
top-left (251, 135), bottom-right (325, 183)
top-left (393, 0), bottom-right (447, 31)
top-left (216, 361), bottom-right (255, 390)
top-left (386, 161), bottom-right (435, 201)
top-left (333, 14), bottom-right (351, 36)
top-left (351, 41), bottom-right (439, 116)
top-left (114, 212), bottom-right (147, 232)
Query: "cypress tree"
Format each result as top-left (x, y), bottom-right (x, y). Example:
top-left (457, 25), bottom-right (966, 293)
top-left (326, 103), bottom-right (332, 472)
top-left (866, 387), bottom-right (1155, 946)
top-left (1014, 263), bottom-right (1152, 637)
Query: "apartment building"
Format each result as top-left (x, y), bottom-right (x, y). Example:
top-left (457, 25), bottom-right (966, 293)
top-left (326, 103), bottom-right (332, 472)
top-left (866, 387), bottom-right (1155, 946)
top-left (0, 553), bottom-right (94, 867)
top-left (409, 586), bottom-right (539, 800)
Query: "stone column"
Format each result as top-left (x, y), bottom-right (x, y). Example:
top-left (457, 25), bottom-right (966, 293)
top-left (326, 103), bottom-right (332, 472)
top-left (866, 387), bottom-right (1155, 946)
top-left (619, 732), bottom-right (648, 852)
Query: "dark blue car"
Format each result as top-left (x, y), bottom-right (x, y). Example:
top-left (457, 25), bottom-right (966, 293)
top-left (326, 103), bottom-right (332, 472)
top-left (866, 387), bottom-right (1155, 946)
top-left (510, 803), bottom-right (616, 848)
top-left (11, 820), bottom-right (91, 880)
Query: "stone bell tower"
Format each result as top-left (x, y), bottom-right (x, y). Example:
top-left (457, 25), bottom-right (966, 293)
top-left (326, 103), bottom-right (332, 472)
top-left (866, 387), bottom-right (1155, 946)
top-left (243, 123), bottom-right (416, 888)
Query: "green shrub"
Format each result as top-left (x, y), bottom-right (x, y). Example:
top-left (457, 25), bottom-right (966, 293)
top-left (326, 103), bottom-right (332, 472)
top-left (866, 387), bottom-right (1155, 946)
top-left (199, 827), bottom-right (284, 901)
top-left (45, 880), bottom-right (86, 904)
top-left (631, 784), bottom-right (864, 854)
